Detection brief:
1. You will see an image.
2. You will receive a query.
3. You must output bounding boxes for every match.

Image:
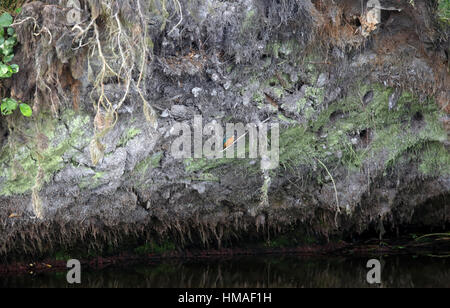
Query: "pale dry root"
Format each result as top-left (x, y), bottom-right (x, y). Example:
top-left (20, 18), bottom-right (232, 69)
top-left (6, 1), bottom-right (162, 216)
top-left (71, 0), bottom-right (159, 165)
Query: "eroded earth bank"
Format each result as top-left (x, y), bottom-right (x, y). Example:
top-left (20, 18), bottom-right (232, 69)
top-left (0, 0), bottom-right (448, 260)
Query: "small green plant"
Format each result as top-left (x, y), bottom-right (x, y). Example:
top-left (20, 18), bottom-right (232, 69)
top-left (0, 1), bottom-right (25, 15)
top-left (438, 0), bottom-right (450, 23)
top-left (1, 97), bottom-right (31, 116)
top-left (0, 12), bottom-right (31, 117)
top-left (134, 240), bottom-right (176, 255)
top-left (0, 12), bottom-right (17, 69)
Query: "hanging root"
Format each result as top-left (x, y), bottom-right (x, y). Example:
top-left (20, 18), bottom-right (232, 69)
top-left (260, 170), bottom-right (271, 208)
top-left (11, 13), bottom-right (58, 115)
top-left (167, 0), bottom-right (183, 36)
top-left (74, 0), bottom-right (158, 165)
top-left (31, 166), bottom-right (45, 220)
top-left (315, 158), bottom-right (341, 228)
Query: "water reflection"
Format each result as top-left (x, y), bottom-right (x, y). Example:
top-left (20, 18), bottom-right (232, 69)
top-left (1, 255), bottom-right (449, 288)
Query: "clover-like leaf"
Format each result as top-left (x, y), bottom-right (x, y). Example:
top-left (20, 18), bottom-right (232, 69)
top-left (3, 54), bottom-right (14, 63)
top-left (1, 98), bottom-right (18, 115)
top-left (0, 63), bottom-right (9, 77)
top-left (0, 13), bottom-right (13, 28)
top-left (0, 64), bottom-right (13, 78)
top-left (10, 63), bottom-right (19, 73)
top-left (2, 47), bottom-right (13, 56)
top-left (19, 103), bottom-right (32, 117)
top-left (5, 37), bottom-right (16, 46)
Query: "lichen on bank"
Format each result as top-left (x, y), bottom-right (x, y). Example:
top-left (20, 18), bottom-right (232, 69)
top-left (0, 110), bottom-right (91, 196)
top-left (278, 83), bottom-right (449, 177)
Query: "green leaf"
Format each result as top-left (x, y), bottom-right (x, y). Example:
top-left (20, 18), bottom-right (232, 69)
top-left (0, 13), bottom-right (13, 28)
top-left (3, 54), bottom-right (14, 63)
top-left (0, 63), bottom-right (9, 77)
top-left (7, 27), bottom-right (15, 36)
top-left (0, 64), bottom-right (13, 78)
top-left (10, 63), bottom-right (19, 73)
top-left (1, 98), bottom-right (18, 115)
top-left (19, 103), bottom-right (32, 117)
top-left (5, 37), bottom-right (16, 46)
top-left (15, 8), bottom-right (22, 15)
top-left (2, 47), bottom-right (13, 56)
top-left (3, 48), bottom-right (12, 56)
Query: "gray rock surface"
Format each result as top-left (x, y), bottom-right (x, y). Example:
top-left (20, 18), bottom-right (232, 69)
top-left (0, 0), bottom-right (448, 257)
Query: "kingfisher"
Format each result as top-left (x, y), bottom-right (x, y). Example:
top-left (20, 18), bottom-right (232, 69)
top-left (223, 136), bottom-right (235, 149)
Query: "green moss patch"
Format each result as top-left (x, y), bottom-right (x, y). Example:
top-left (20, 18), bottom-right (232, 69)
top-left (117, 127), bottom-right (141, 147)
top-left (279, 83), bottom-right (448, 175)
top-left (134, 240), bottom-right (176, 255)
top-left (0, 110), bottom-right (91, 196)
top-left (135, 151), bottom-right (163, 175)
top-left (438, 0), bottom-right (450, 24)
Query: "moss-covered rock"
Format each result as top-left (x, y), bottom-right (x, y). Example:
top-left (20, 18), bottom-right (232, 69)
top-left (0, 110), bottom-right (91, 196)
top-left (0, 0), bottom-right (448, 259)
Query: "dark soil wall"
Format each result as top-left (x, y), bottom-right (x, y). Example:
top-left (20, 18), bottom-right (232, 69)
top-left (0, 0), bottom-right (448, 259)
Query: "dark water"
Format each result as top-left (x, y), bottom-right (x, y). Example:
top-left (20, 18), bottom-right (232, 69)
top-left (1, 255), bottom-right (449, 288)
